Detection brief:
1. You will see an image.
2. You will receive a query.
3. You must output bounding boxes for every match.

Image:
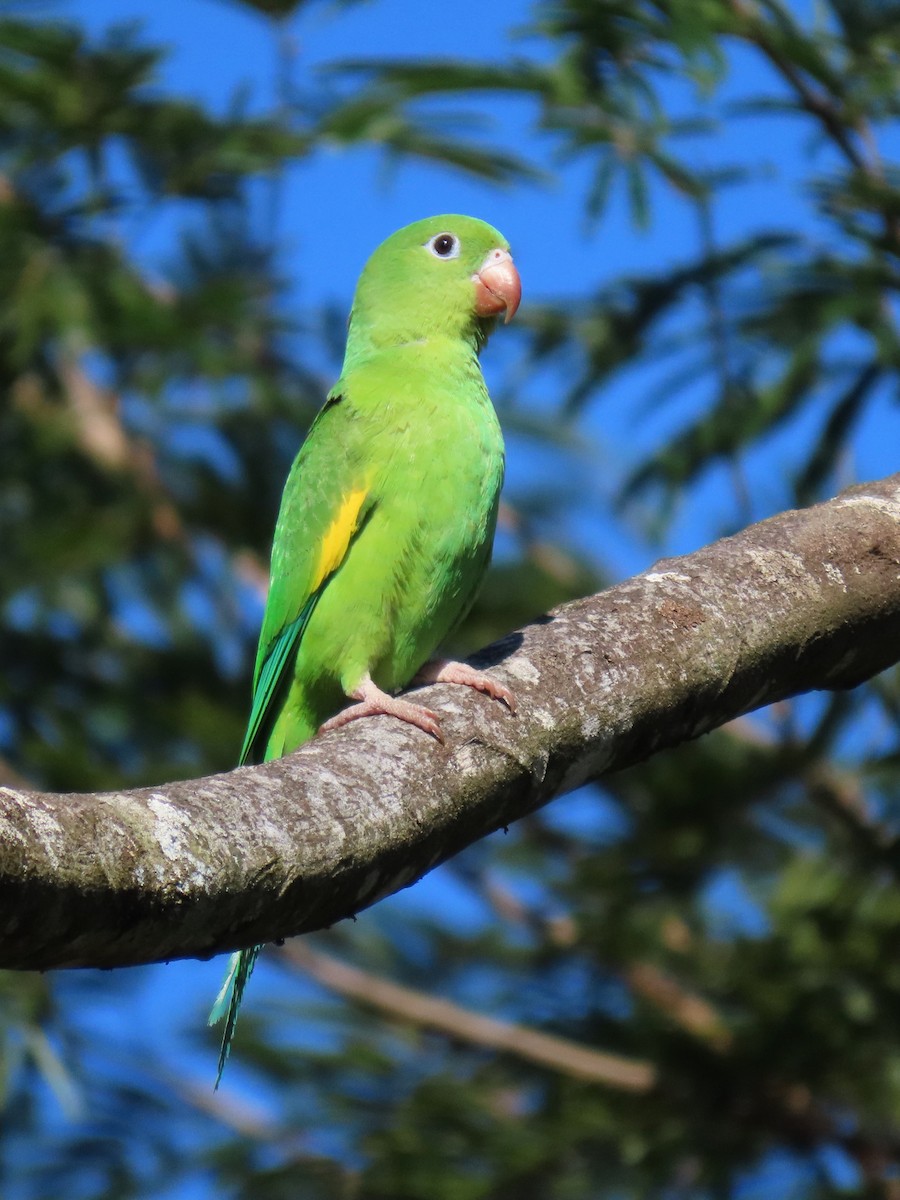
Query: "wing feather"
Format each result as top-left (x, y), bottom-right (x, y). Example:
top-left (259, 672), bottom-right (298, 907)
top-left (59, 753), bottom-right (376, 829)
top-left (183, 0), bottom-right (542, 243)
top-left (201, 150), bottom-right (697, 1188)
top-left (241, 393), bottom-right (372, 764)
top-left (238, 597), bottom-right (318, 765)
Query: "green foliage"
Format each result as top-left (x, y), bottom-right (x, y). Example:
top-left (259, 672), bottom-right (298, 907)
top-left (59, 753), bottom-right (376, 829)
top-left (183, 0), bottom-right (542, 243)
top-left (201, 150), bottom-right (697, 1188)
top-left (3, 2), bottom-right (900, 1198)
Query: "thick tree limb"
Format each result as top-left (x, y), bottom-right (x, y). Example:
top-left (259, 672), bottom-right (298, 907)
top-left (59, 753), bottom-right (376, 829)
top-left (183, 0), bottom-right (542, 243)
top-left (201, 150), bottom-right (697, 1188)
top-left (2, 475), bottom-right (900, 972)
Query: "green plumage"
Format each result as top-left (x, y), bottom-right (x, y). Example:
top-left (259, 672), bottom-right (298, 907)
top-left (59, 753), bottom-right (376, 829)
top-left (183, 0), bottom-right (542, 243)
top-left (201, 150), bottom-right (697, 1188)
top-left (210, 215), bottom-right (516, 1085)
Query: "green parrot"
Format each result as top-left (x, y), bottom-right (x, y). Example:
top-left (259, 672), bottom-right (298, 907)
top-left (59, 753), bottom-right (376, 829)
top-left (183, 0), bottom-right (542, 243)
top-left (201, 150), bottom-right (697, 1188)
top-left (209, 214), bottom-right (521, 1085)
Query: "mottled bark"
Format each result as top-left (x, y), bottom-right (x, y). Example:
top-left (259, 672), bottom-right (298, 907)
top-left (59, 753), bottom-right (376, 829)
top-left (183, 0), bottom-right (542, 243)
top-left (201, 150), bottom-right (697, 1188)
top-left (2, 475), bottom-right (900, 971)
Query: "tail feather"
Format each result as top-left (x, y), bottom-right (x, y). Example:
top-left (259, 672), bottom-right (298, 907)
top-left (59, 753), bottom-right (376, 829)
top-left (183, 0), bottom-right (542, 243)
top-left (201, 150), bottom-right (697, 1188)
top-left (209, 945), bottom-right (262, 1088)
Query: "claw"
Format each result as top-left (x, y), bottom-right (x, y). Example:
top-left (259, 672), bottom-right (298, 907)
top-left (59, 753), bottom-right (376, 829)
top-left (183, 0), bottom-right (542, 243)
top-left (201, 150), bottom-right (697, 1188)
top-left (414, 658), bottom-right (517, 714)
top-left (319, 674), bottom-right (444, 741)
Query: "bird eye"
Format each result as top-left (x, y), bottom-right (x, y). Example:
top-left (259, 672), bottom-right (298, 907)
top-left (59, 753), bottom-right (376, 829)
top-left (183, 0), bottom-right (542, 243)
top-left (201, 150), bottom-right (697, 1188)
top-left (426, 233), bottom-right (459, 259)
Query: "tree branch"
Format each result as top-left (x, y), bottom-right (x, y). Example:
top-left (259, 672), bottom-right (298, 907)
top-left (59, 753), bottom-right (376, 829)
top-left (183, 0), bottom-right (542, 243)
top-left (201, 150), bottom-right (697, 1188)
top-left (284, 943), bottom-right (655, 1092)
top-left (2, 475), bottom-right (900, 972)
top-left (729, 0), bottom-right (900, 249)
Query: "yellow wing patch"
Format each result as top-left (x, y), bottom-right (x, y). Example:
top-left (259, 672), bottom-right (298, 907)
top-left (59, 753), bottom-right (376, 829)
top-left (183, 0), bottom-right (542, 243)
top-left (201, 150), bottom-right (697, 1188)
top-left (311, 486), bottom-right (368, 592)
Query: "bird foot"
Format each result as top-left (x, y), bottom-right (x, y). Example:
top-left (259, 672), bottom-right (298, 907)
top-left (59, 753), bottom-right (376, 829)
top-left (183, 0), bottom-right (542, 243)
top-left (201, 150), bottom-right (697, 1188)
top-left (319, 674), bottom-right (444, 742)
top-left (414, 658), bottom-right (517, 714)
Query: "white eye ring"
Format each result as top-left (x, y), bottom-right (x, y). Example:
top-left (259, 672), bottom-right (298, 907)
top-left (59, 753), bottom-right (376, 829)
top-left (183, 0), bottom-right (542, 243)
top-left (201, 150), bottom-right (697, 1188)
top-left (425, 232), bottom-right (460, 259)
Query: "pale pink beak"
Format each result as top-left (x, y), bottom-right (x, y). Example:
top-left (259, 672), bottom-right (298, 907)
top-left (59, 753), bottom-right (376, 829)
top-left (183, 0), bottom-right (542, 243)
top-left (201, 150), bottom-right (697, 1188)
top-left (472, 248), bottom-right (521, 324)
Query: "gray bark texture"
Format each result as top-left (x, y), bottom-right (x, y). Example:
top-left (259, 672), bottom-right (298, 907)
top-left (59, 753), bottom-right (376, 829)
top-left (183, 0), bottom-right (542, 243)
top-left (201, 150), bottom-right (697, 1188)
top-left (3, 474), bottom-right (900, 972)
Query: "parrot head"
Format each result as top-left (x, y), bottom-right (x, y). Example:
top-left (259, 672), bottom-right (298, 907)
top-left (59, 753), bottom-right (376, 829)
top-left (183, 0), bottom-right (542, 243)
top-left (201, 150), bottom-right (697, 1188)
top-left (348, 214), bottom-right (521, 348)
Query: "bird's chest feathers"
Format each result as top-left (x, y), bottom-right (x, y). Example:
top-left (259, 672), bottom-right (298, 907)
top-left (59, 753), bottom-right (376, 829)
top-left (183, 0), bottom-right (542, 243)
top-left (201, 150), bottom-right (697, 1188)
top-left (353, 356), bottom-right (504, 522)
top-left (388, 394), bottom-right (499, 480)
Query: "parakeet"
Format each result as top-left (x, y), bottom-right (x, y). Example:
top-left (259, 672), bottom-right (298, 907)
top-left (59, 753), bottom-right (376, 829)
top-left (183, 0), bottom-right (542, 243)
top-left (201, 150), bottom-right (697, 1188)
top-left (209, 214), bottom-right (521, 1085)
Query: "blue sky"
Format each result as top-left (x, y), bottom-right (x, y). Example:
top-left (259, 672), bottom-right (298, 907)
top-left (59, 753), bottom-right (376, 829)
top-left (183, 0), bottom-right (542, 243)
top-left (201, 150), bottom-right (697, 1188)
top-left (62, 0), bottom-right (900, 573)
top-left (12, 2), bottom-right (893, 1191)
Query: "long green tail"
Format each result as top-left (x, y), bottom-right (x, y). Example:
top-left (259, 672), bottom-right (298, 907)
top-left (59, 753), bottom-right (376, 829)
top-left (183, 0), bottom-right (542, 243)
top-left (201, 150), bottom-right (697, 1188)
top-left (209, 945), bottom-right (262, 1088)
top-left (208, 611), bottom-right (319, 1085)
top-left (207, 401), bottom-right (322, 1086)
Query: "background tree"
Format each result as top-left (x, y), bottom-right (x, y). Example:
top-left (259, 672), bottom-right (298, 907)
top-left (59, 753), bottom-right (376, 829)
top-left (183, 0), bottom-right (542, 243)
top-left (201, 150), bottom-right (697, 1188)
top-left (2, 1), bottom-right (900, 1197)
